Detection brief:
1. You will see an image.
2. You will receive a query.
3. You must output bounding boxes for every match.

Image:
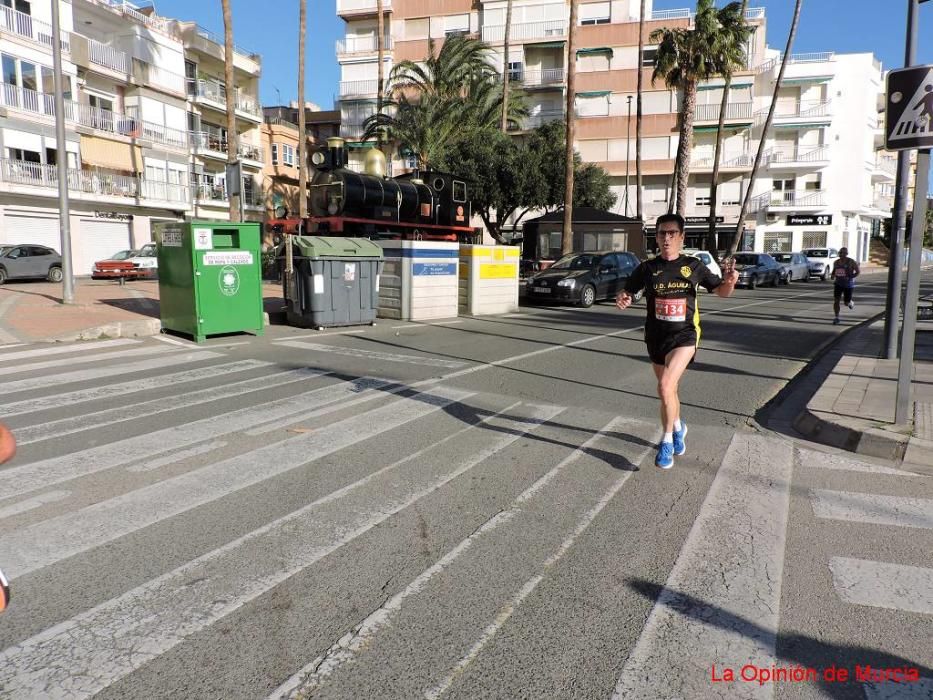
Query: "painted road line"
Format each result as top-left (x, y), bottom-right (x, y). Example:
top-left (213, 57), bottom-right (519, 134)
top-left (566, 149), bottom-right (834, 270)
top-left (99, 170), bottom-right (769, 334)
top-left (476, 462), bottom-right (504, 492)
top-left (0, 360), bottom-right (271, 418)
top-left (271, 415), bottom-right (653, 699)
top-left (126, 441), bottom-right (228, 473)
top-left (0, 345), bottom-right (185, 378)
top-left (810, 491), bottom-right (933, 530)
top-left (278, 340), bottom-right (467, 369)
top-left (613, 434), bottom-right (794, 700)
top-left (0, 338), bottom-right (139, 363)
top-left (0, 394), bottom-right (560, 699)
top-left (0, 343), bottom-right (25, 351)
top-left (274, 330), bottom-right (367, 342)
top-left (0, 350), bottom-right (226, 396)
top-left (796, 448), bottom-right (930, 477)
top-left (15, 367), bottom-right (326, 445)
top-left (0, 374), bottom-right (395, 502)
top-left (423, 423), bottom-right (656, 700)
top-left (0, 386), bottom-right (476, 580)
top-left (0, 490), bottom-right (70, 521)
top-left (829, 557), bottom-right (933, 615)
top-left (390, 320), bottom-right (464, 329)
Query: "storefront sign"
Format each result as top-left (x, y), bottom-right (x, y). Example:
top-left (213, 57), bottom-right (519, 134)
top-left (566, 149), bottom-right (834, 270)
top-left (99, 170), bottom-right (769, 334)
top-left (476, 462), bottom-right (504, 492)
top-left (786, 214), bottom-right (833, 226)
top-left (684, 216), bottom-right (724, 225)
top-left (94, 211), bottom-right (133, 221)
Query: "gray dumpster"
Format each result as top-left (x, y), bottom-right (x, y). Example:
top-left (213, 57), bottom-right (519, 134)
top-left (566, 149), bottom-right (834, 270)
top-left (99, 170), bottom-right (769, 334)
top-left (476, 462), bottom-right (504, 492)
top-left (281, 236), bottom-right (384, 329)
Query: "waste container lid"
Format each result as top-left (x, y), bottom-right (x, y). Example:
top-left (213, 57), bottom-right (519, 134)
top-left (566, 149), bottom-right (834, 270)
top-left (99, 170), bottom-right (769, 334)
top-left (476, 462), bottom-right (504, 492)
top-left (289, 236), bottom-right (384, 259)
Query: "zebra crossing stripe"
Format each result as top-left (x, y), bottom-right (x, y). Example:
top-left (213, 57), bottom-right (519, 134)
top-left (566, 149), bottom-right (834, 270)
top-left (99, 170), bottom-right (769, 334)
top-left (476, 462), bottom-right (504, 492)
top-left (1, 350), bottom-right (225, 395)
top-left (0, 490), bottom-right (70, 521)
top-left (0, 374), bottom-right (396, 502)
top-left (278, 340), bottom-right (467, 369)
top-left (796, 449), bottom-right (930, 477)
top-left (0, 338), bottom-right (139, 363)
top-left (0, 386), bottom-right (476, 580)
top-left (127, 442), bottom-right (228, 473)
top-left (0, 359), bottom-right (270, 418)
top-left (613, 434), bottom-right (794, 700)
top-left (810, 490), bottom-right (933, 530)
top-left (0, 345), bottom-right (185, 378)
top-left (15, 367), bottom-right (325, 446)
top-left (0, 394), bottom-right (557, 699)
top-left (829, 557), bottom-right (933, 615)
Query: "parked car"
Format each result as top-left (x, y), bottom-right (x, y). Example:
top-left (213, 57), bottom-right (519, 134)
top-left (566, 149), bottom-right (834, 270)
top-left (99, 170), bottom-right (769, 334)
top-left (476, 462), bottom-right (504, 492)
top-left (0, 245), bottom-right (62, 284)
top-left (770, 252), bottom-right (811, 284)
top-left (732, 252), bottom-right (783, 289)
top-left (92, 243), bottom-right (158, 280)
top-left (524, 250), bottom-right (642, 308)
top-left (682, 249), bottom-right (722, 291)
top-left (802, 247), bottom-right (840, 281)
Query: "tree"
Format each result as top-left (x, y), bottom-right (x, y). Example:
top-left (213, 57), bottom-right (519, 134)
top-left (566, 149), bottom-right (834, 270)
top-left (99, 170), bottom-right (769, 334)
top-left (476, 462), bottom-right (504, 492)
top-left (501, 0), bottom-right (513, 133)
top-left (728, 0), bottom-right (803, 256)
top-left (650, 0), bottom-right (750, 217)
top-left (377, 0), bottom-right (385, 147)
top-left (297, 0), bottom-right (307, 218)
top-left (562, 0), bottom-right (579, 255)
top-left (636, 0), bottom-right (646, 221)
top-left (221, 0), bottom-right (240, 221)
top-left (707, 0), bottom-right (751, 256)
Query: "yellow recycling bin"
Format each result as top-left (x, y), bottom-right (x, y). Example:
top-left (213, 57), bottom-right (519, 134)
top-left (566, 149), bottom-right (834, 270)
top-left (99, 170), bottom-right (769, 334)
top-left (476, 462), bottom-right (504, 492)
top-left (458, 244), bottom-right (520, 316)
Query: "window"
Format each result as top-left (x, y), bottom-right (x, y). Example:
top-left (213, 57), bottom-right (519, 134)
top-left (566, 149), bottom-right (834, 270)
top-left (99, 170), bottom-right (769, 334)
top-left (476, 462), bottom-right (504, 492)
top-left (444, 13), bottom-right (469, 36)
top-left (695, 191), bottom-right (711, 207)
top-left (580, 1), bottom-right (610, 24)
top-left (763, 231), bottom-right (792, 253)
top-left (577, 139), bottom-right (608, 161)
top-left (271, 143), bottom-right (279, 165)
top-left (282, 144), bottom-right (295, 166)
top-left (578, 53), bottom-right (610, 72)
top-left (507, 61), bottom-right (523, 81)
top-left (802, 231), bottom-right (827, 248)
top-left (641, 47), bottom-right (658, 67)
top-left (645, 183), bottom-right (668, 203)
top-left (453, 181), bottom-right (466, 203)
top-left (576, 95), bottom-right (609, 118)
top-left (405, 18), bottom-right (429, 40)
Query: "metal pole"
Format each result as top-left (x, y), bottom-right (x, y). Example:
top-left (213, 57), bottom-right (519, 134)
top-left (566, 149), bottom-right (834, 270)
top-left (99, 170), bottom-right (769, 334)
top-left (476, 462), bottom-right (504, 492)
top-left (625, 96), bottom-right (632, 217)
top-left (51, 0), bottom-right (74, 304)
top-left (894, 148), bottom-right (931, 424)
top-left (883, 0), bottom-right (919, 358)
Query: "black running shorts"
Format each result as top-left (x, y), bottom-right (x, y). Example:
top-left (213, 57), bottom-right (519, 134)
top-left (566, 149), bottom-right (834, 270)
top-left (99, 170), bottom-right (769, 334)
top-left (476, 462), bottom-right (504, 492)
top-left (833, 285), bottom-right (853, 304)
top-left (645, 327), bottom-right (698, 366)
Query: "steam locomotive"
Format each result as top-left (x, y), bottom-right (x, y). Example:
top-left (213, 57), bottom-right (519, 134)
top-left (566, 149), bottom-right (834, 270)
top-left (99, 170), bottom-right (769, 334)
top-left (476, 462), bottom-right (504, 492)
top-left (265, 137), bottom-right (477, 243)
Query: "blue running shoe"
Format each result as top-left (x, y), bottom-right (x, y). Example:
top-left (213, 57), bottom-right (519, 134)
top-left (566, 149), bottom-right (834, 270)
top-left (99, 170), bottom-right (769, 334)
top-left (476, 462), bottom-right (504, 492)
top-left (673, 422), bottom-right (688, 456)
top-left (656, 441), bottom-right (674, 469)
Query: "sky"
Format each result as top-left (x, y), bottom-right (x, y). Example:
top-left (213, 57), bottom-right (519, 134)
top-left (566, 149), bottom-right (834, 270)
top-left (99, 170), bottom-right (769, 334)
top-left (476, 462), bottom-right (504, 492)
top-left (150, 0), bottom-right (933, 190)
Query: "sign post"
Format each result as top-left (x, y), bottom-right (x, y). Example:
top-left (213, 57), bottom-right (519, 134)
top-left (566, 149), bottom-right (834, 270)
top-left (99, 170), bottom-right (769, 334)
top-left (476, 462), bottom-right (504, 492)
top-left (884, 63), bottom-right (933, 424)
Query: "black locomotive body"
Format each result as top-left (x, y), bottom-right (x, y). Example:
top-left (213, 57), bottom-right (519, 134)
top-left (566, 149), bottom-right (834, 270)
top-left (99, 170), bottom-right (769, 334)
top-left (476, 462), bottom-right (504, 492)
top-left (267, 137), bottom-right (476, 243)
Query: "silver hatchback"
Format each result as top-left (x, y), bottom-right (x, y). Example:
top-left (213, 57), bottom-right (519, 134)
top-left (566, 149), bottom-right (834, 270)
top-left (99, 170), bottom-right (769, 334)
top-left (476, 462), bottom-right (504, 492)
top-left (770, 252), bottom-right (810, 284)
top-left (0, 245), bottom-right (63, 284)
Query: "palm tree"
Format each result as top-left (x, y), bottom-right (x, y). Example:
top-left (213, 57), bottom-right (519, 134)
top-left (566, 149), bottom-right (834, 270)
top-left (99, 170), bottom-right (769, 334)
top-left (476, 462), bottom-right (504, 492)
top-left (377, 0), bottom-right (385, 146)
top-left (706, 0), bottom-right (750, 256)
top-left (728, 0), bottom-right (803, 256)
top-left (636, 0), bottom-right (646, 221)
top-left (221, 0), bottom-right (240, 221)
top-left (500, 0), bottom-right (513, 133)
top-left (561, 0), bottom-right (579, 256)
top-left (297, 0), bottom-right (307, 218)
top-left (650, 0), bottom-right (749, 217)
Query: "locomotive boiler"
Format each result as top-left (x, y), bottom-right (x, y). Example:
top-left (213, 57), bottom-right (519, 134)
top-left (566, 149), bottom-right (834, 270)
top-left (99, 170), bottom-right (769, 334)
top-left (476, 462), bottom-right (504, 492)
top-left (267, 137), bottom-right (476, 243)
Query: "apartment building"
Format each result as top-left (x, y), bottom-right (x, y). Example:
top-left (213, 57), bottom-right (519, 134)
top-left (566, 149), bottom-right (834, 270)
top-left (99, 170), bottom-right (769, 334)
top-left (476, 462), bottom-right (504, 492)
top-left (0, 0), bottom-right (263, 276)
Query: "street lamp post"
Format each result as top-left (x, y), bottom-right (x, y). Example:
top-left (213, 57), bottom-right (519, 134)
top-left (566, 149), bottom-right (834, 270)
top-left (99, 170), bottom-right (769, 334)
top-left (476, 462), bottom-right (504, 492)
top-left (51, 0), bottom-right (75, 304)
top-left (625, 95), bottom-right (633, 217)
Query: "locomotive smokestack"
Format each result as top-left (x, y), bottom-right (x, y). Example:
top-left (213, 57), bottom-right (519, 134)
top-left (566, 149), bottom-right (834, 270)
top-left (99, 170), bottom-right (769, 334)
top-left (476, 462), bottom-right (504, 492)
top-left (327, 137), bottom-right (346, 169)
top-left (363, 148), bottom-right (387, 178)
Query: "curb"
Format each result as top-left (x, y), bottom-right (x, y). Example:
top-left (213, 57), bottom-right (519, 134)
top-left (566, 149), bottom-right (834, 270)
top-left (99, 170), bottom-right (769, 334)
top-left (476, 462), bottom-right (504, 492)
top-left (791, 407), bottom-right (909, 461)
top-left (48, 312), bottom-right (272, 343)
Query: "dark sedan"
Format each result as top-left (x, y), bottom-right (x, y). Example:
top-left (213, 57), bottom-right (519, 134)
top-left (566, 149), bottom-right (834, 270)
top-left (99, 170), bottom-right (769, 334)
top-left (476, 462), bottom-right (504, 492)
top-left (732, 252), bottom-right (783, 289)
top-left (524, 251), bottom-right (642, 307)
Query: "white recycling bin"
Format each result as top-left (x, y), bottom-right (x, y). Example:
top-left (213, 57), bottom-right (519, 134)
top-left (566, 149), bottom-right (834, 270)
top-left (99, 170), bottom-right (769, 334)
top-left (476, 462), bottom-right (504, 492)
top-left (376, 240), bottom-right (460, 320)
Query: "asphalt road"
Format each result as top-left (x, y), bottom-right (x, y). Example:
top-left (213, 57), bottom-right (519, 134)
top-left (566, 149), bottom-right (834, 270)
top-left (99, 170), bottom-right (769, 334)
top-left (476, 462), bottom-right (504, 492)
top-left (0, 268), bottom-right (931, 700)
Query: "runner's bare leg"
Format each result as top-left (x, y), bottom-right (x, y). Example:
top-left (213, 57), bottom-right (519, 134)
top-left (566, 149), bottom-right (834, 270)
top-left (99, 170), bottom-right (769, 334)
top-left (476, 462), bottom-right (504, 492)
top-left (655, 346), bottom-right (696, 433)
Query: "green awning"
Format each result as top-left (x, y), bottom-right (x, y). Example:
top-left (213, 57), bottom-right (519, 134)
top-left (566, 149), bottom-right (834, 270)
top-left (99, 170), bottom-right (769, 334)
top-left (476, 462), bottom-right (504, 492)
top-left (773, 122), bottom-right (830, 129)
top-left (577, 47), bottom-right (613, 56)
top-left (577, 90), bottom-right (612, 97)
top-left (779, 76), bottom-right (832, 84)
top-left (694, 123), bottom-right (752, 132)
top-left (527, 40), bottom-right (565, 48)
top-left (698, 79), bottom-right (753, 90)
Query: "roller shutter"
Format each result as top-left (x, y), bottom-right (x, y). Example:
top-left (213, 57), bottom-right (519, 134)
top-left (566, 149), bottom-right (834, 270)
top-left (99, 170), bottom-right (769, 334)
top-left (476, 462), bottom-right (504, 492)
top-left (75, 218), bottom-right (132, 276)
top-left (2, 214), bottom-right (62, 253)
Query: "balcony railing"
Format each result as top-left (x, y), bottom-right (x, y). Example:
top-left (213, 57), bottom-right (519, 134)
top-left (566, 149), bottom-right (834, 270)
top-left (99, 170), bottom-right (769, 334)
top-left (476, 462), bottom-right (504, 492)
top-left (189, 133), bottom-right (263, 162)
top-left (192, 79), bottom-right (262, 117)
top-left (0, 157), bottom-right (190, 204)
top-left (194, 25), bottom-right (258, 60)
top-left (482, 20), bottom-right (568, 43)
top-left (875, 157), bottom-right (897, 176)
top-left (337, 0), bottom-right (392, 14)
top-left (689, 153), bottom-right (753, 169)
top-left (694, 102), bottom-right (753, 122)
top-left (772, 100), bottom-right (832, 120)
top-left (133, 59), bottom-right (185, 94)
top-left (339, 79), bottom-right (379, 97)
top-left (86, 0), bottom-right (170, 33)
top-left (88, 38), bottom-right (128, 73)
top-left (506, 68), bottom-right (565, 87)
top-left (765, 146), bottom-right (829, 164)
top-left (758, 52), bottom-right (835, 73)
top-left (0, 4), bottom-right (70, 52)
top-left (192, 182), bottom-right (264, 206)
top-left (510, 109), bottom-right (564, 131)
top-left (650, 7), bottom-right (764, 21)
top-left (336, 35), bottom-right (393, 55)
top-left (753, 189), bottom-right (826, 209)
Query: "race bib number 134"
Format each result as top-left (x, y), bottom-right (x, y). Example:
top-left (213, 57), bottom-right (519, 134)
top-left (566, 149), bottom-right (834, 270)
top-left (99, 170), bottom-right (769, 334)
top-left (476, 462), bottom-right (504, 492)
top-left (656, 297), bottom-right (687, 322)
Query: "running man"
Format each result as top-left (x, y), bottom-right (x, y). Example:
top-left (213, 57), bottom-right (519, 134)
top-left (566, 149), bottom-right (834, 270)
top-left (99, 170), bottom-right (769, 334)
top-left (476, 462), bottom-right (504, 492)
top-left (831, 247), bottom-right (860, 325)
top-left (0, 422), bottom-right (14, 612)
top-left (616, 214), bottom-right (739, 469)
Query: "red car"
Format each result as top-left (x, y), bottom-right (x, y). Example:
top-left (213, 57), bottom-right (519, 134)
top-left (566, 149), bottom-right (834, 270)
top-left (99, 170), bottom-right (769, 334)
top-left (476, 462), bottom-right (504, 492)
top-left (91, 244), bottom-right (158, 280)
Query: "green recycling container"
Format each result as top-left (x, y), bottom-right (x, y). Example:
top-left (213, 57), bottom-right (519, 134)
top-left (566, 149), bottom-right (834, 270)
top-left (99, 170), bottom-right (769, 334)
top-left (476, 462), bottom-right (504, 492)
top-left (280, 236), bottom-right (384, 329)
top-left (154, 220), bottom-right (264, 343)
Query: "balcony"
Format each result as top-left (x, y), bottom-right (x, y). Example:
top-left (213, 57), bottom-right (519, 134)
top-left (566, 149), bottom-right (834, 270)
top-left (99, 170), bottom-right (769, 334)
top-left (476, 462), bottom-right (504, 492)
top-left (872, 194), bottom-right (894, 213)
top-left (764, 146), bottom-right (830, 169)
top-left (336, 35), bottom-right (393, 56)
top-left (132, 59), bottom-right (185, 95)
top-left (192, 182), bottom-right (264, 207)
top-left (81, 0), bottom-right (170, 34)
top-left (506, 68), bottom-right (565, 88)
top-left (767, 100), bottom-right (832, 125)
top-left (871, 156), bottom-right (897, 182)
top-left (689, 153), bottom-right (753, 171)
top-left (649, 7), bottom-right (764, 21)
top-left (189, 132), bottom-right (263, 165)
top-left (87, 37), bottom-right (128, 73)
top-left (509, 109), bottom-right (564, 132)
top-left (337, 0), bottom-right (392, 17)
top-left (190, 79), bottom-right (262, 121)
top-left (694, 102), bottom-right (753, 123)
top-left (0, 4), bottom-right (70, 52)
top-left (482, 20), bottom-right (568, 43)
top-left (751, 189), bottom-right (826, 212)
top-left (757, 52), bottom-right (835, 75)
top-left (0, 157), bottom-right (190, 205)
top-left (339, 79), bottom-right (380, 97)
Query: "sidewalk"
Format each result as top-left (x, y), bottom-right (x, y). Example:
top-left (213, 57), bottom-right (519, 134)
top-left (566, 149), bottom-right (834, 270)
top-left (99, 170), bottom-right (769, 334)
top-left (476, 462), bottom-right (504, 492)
top-left (0, 279), bottom-right (286, 343)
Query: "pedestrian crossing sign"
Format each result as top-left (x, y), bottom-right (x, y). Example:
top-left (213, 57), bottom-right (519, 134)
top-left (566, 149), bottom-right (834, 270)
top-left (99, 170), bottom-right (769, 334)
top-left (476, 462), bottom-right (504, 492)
top-left (885, 64), bottom-right (933, 150)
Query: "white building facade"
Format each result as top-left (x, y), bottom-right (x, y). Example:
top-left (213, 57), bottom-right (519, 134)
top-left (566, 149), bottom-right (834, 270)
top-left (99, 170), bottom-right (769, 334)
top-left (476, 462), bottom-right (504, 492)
top-left (0, 0), bottom-right (263, 276)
